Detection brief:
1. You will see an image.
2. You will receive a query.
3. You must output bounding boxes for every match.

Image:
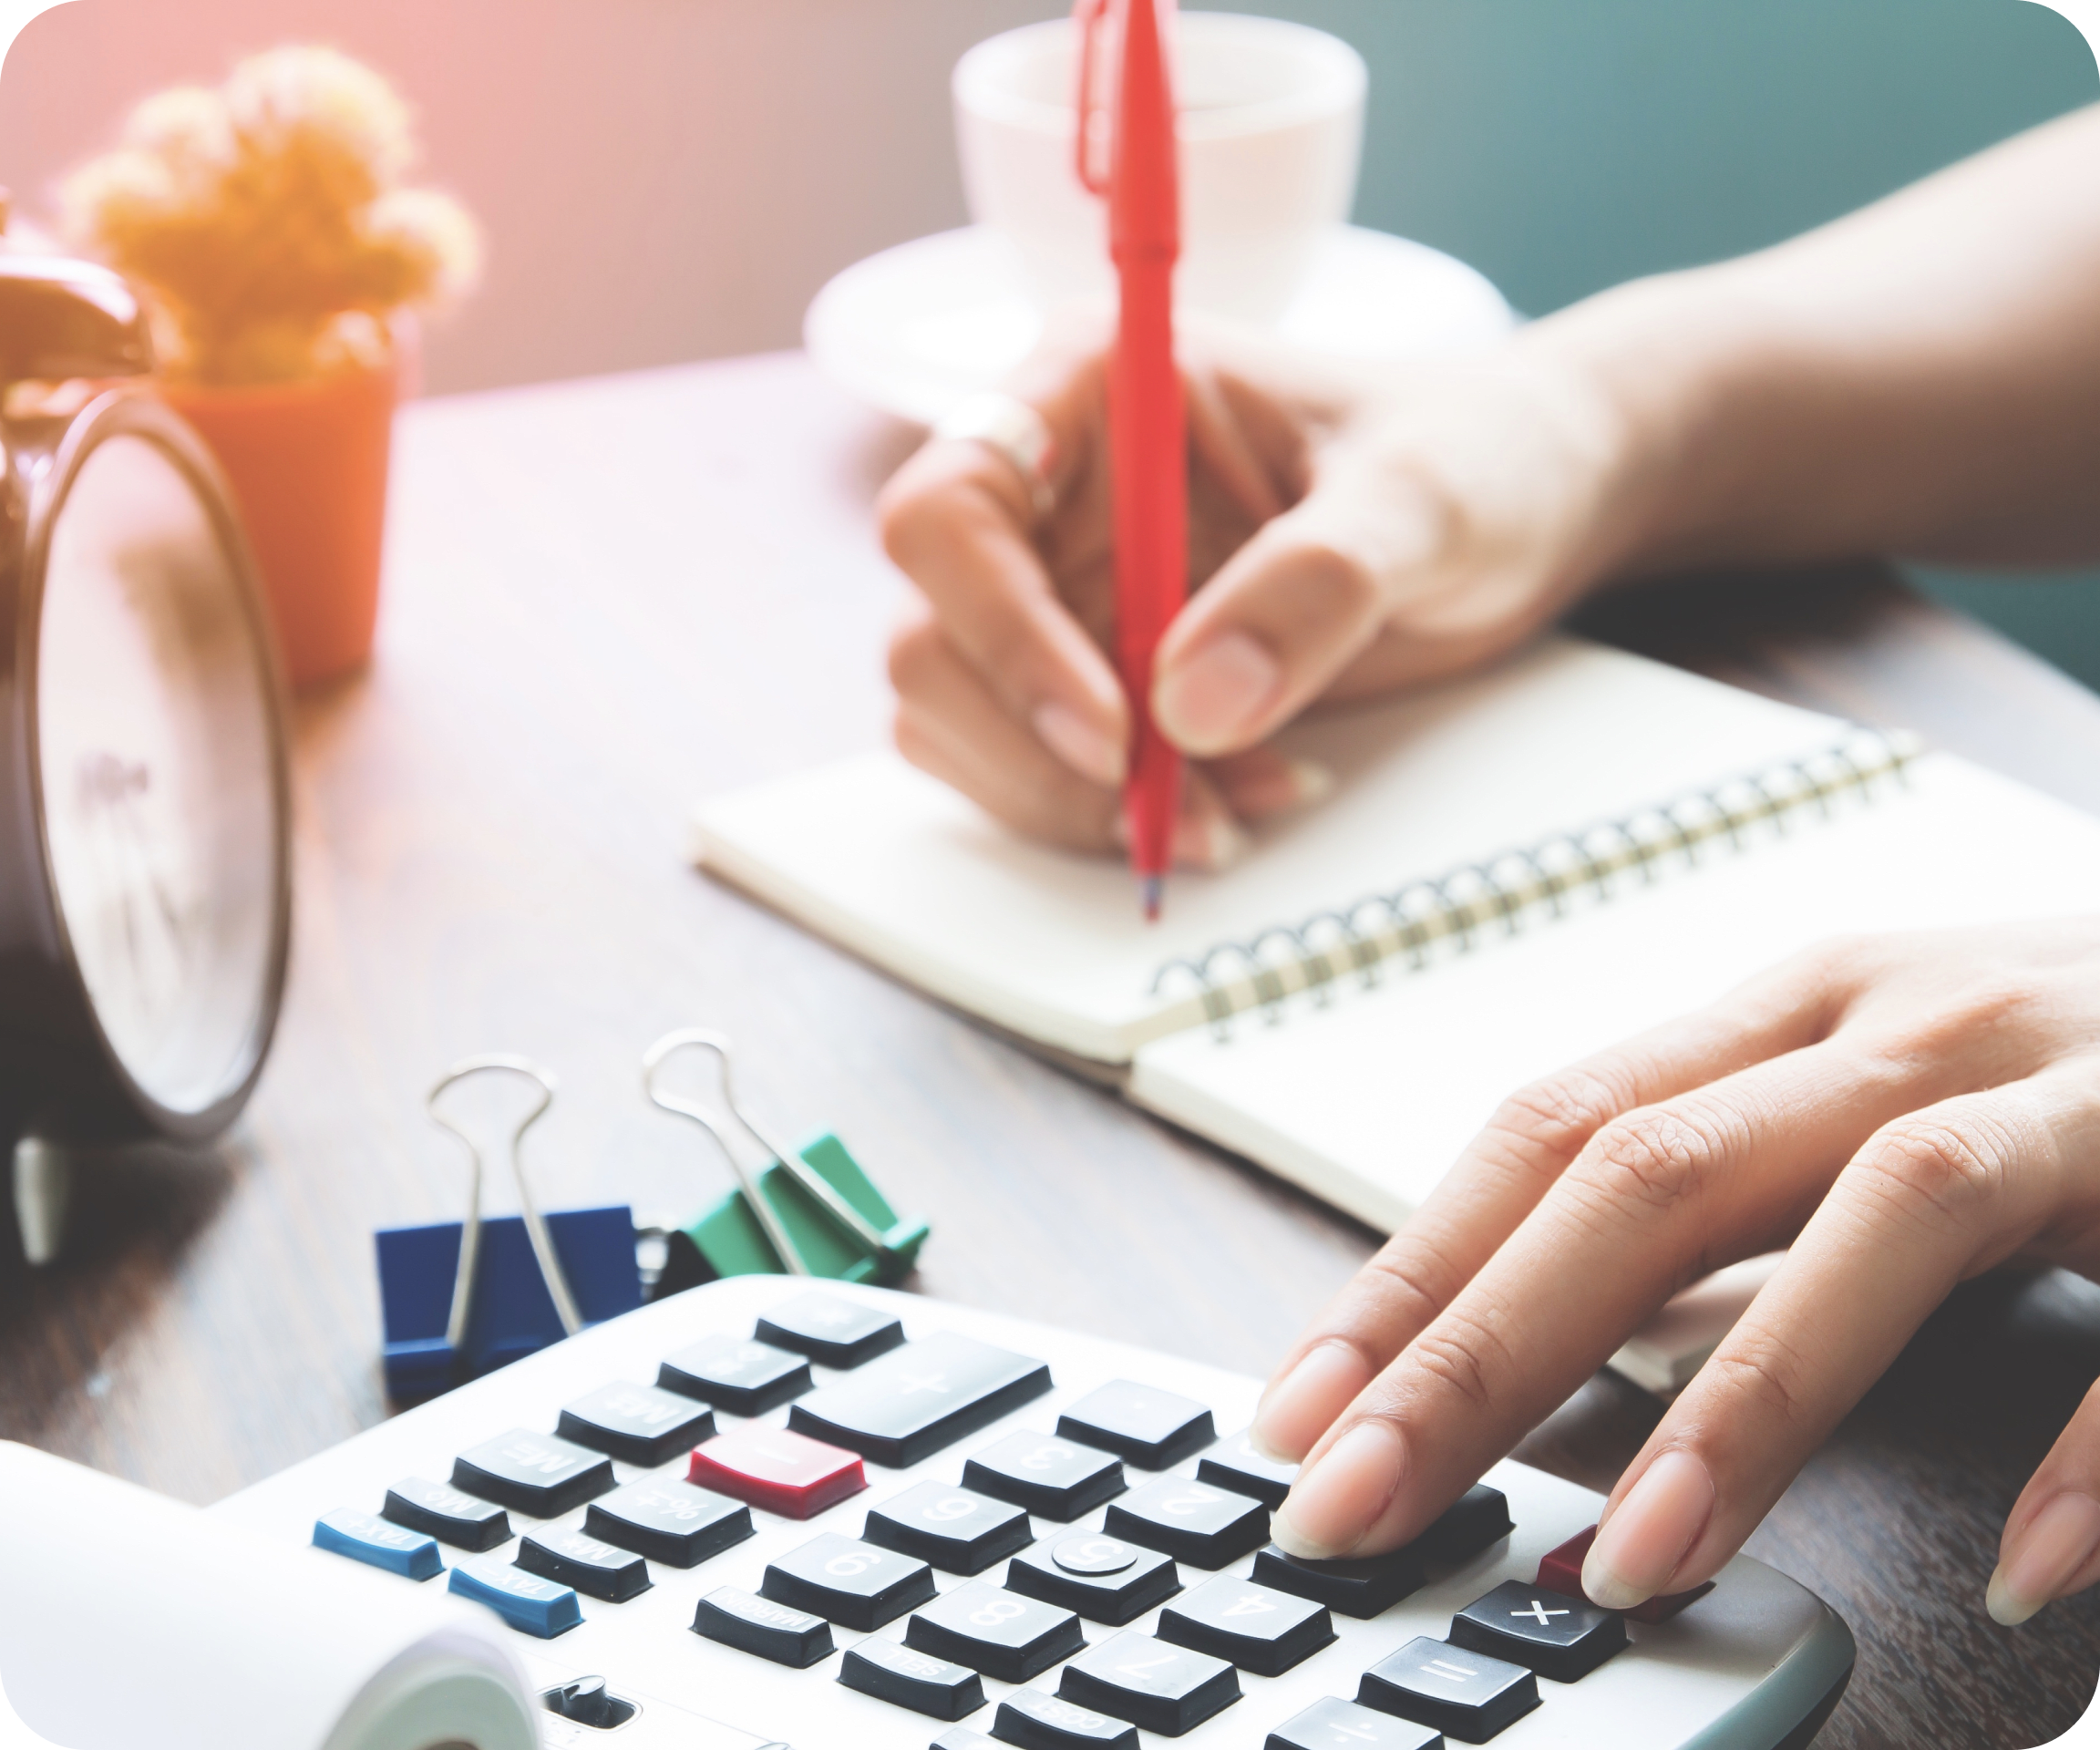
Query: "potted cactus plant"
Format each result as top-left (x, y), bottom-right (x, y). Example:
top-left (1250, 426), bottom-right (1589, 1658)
top-left (63, 46), bottom-right (479, 689)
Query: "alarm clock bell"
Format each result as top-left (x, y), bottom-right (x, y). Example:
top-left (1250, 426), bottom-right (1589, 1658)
top-left (0, 252), bottom-right (293, 1266)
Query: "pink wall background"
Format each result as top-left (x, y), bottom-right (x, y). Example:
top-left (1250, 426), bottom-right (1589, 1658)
top-left (0, 0), bottom-right (1066, 394)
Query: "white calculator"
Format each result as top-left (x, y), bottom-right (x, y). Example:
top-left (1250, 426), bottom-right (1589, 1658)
top-left (214, 1277), bottom-right (1854, 1749)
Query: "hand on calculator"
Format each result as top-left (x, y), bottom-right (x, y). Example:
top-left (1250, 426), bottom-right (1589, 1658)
top-left (1253, 920), bottom-right (2100, 1629)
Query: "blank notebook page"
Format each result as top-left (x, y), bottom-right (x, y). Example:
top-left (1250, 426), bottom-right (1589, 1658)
top-left (1128, 750), bottom-right (2100, 1231)
top-left (694, 638), bottom-right (1860, 1063)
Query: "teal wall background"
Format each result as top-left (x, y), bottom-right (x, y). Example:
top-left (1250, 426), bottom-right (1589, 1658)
top-left (1210, 0), bottom-right (2100, 690)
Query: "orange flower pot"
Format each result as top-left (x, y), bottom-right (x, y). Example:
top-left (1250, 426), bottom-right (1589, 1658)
top-left (160, 356), bottom-right (397, 691)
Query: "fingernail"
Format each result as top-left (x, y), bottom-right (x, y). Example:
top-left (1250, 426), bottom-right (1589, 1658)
top-left (1252, 1343), bottom-right (1371, 1464)
top-left (1230, 757), bottom-right (1337, 818)
top-left (1988, 1492), bottom-right (2100, 1627)
top-left (1583, 1449), bottom-right (1714, 1610)
top-left (1033, 700), bottom-right (1125, 787)
top-left (1271, 1420), bottom-right (1407, 1560)
top-left (1171, 810), bottom-right (1251, 873)
top-left (1154, 632), bottom-right (1282, 756)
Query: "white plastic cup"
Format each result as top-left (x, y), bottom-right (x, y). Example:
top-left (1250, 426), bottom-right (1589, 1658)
top-left (953, 11), bottom-right (1367, 324)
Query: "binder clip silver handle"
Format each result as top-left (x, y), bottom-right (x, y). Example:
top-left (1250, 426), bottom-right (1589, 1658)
top-left (641, 1027), bottom-right (900, 1275)
top-left (428, 1054), bottom-right (584, 1349)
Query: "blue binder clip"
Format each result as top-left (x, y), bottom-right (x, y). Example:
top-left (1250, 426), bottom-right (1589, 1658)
top-left (376, 1055), bottom-right (640, 1403)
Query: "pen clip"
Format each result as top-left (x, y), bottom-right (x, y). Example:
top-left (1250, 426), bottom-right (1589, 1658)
top-left (1073, 0), bottom-right (1113, 196)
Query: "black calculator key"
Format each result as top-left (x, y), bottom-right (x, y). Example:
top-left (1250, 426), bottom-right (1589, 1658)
top-left (452, 1428), bottom-right (615, 1518)
top-left (584, 1478), bottom-right (752, 1568)
top-left (839, 1635), bottom-right (986, 1722)
top-left (1055, 1381), bottom-right (1213, 1468)
top-left (517, 1526), bottom-right (652, 1602)
top-left (1057, 1629), bottom-right (1240, 1736)
top-left (657, 1333), bottom-right (812, 1415)
top-left (1196, 1427), bottom-right (1298, 1508)
top-left (1357, 1638), bottom-right (1539, 1743)
top-left (1417, 1485), bottom-right (1513, 1565)
top-left (965, 1430), bottom-right (1126, 1520)
top-left (1102, 1476), bottom-right (1267, 1569)
top-left (1266, 1696), bottom-right (1445, 1750)
top-left (556, 1381), bottom-right (715, 1467)
top-left (1157, 1575), bottom-right (1335, 1675)
top-left (756, 1291), bottom-right (907, 1368)
top-left (1252, 1541), bottom-right (1426, 1618)
top-left (1005, 1534), bottom-right (1181, 1626)
top-left (789, 1332), bottom-right (1053, 1467)
top-left (865, 1480), bottom-right (1034, 1574)
top-left (993, 1687), bottom-right (1139, 1748)
top-left (1447, 1580), bottom-right (1626, 1682)
top-left (693, 1585), bottom-right (835, 1668)
top-left (761, 1531), bottom-right (937, 1631)
top-left (382, 1476), bottom-right (511, 1550)
top-left (934, 1733), bottom-right (1001, 1750)
top-left (906, 1580), bottom-right (1084, 1682)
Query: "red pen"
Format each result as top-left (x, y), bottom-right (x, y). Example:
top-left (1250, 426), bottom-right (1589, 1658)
top-left (1076, 0), bottom-right (1184, 920)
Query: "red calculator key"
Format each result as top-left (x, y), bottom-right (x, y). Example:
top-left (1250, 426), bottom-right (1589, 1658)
top-left (1536, 1525), bottom-right (1713, 1622)
top-left (689, 1425), bottom-right (866, 1518)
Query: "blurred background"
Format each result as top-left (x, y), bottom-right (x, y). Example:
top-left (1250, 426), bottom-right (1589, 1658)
top-left (3, 0), bottom-right (2096, 676)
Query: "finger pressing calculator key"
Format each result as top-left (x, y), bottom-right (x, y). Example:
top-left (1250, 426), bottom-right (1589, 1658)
top-left (693, 1584), bottom-right (834, 1668)
top-left (452, 1428), bottom-right (615, 1518)
top-left (993, 1686), bottom-right (1139, 1749)
top-left (584, 1477), bottom-right (752, 1567)
top-left (1102, 1477), bottom-right (1268, 1568)
top-left (1265, 1696), bottom-right (1445, 1750)
top-left (1356, 1638), bottom-right (1539, 1742)
top-left (448, 1555), bottom-right (582, 1638)
top-left (905, 1579), bottom-right (1084, 1682)
top-left (755, 1291), bottom-right (906, 1367)
top-left (1156, 1575), bottom-right (1335, 1676)
top-left (1534, 1524), bottom-right (1713, 1622)
top-left (962, 1430), bottom-right (1126, 1520)
top-left (1195, 1427), bottom-right (1298, 1508)
top-left (555, 1381), bottom-right (716, 1467)
top-left (688, 1424), bottom-right (866, 1518)
top-left (838, 1635), bottom-right (986, 1722)
top-left (761, 1531), bottom-right (937, 1630)
top-left (863, 1479), bottom-right (1034, 1574)
top-left (1055, 1380), bottom-right (1214, 1469)
top-left (381, 1475), bottom-right (510, 1550)
top-left (517, 1525), bottom-right (653, 1602)
top-left (788, 1331), bottom-right (1053, 1467)
top-left (1057, 1629), bottom-right (1240, 1735)
top-left (312, 1508), bottom-right (442, 1580)
top-left (1005, 1533), bottom-right (1182, 1625)
top-left (657, 1333), bottom-right (813, 1415)
top-left (1446, 1580), bottom-right (1626, 1683)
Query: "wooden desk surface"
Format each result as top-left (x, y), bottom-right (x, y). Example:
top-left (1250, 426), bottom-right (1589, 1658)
top-left (5, 351), bottom-right (2099, 1747)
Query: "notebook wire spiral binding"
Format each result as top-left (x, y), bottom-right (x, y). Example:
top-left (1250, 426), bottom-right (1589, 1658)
top-left (1151, 726), bottom-right (1922, 1032)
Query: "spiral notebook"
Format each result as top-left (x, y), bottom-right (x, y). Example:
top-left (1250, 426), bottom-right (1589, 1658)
top-left (693, 636), bottom-right (2100, 1234)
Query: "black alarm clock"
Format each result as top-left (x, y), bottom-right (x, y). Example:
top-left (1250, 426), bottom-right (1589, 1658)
top-left (0, 254), bottom-right (292, 1262)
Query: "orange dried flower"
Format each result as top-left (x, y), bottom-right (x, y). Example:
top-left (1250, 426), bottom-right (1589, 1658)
top-left (62, 46), bottom-right (480, 386)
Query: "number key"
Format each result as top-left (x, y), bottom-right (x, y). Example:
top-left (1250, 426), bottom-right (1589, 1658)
top-left (1056, 1629), bottom-right (1240, 1735)
top-left (1055, 1380), bottom-right (1213, 1468)
top-left (838, 1635), bottom-right (986, 1722)
top-left (760, 1531), bottom-right (936, 1630)
top-left (1102, 1476), bottom-right (1268, 1568)
top-left (1196, 1426), bottom-right (1298, 1508)
top-left (905, 1580), bottom-right (1083, 1683)
top-left (963, 1430), bottom-right (1125, 1520)
top-left (1157, 1575), bottom-right (1334, 1675)
top-left (864, 1479), bottom-right (1033, 1574)
top-left (1004, 1535), bottom-right (1181, 1626)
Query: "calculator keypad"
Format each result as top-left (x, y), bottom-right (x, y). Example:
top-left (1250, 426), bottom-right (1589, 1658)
top-left (1056, 1380), bottom-right (1215, 1468)
top-left (761, 1531), bottom-right (937, 1630)
top-left (1057, 1629), bottom-right (1241, 1735)
top-left (1103, 1476), bottom-right (1269, 1568)
top-left (517, 1526), bottom-right (653, 1602)
top-left (1005, 1535), bottom-right (1182, 1626)
top-left (585, 1477), bottom-right (753, 1568)
top-left (757, 1291), bottom-right (907, 1368)
top-left (689, 1425), bottom-right (866, 1518)
top-left (905, 1580), bottom-right (1085, 1682)
top-left (1157, 1574), bottom-right (1336, 1675)
top-left (839, 1635), bottom-right (986, 1722)
top-left (788, 1331), bottom-right (1053, 1467)
top-left (863, 1479), bottom-right (1034, 1573)
top-left (556, 1380), bottom-right (716, 1467)
top-left (452, 1428), bottom-right (615, 1518)
top-left (382, 1475), bottom-right (510, 1551)
top-left (658, 1333), bottom-right (812, 1415)
top-left (963, 1430), bottom-right (1126, 1520)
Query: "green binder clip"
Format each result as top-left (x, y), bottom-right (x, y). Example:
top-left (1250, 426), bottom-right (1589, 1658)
top-left (641, 1028), bottom-right (928, 1291)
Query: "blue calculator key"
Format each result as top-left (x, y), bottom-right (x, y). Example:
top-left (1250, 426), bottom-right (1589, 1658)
top-left (992, 1686), bottom-right (1139, 1748)
top-left (313, 1508), bottom-right (442, 1580)
top-left (1266, 1696), bottom-right (1445, 1749)
top-left (448, 1556), bottom-right (582, 1638)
